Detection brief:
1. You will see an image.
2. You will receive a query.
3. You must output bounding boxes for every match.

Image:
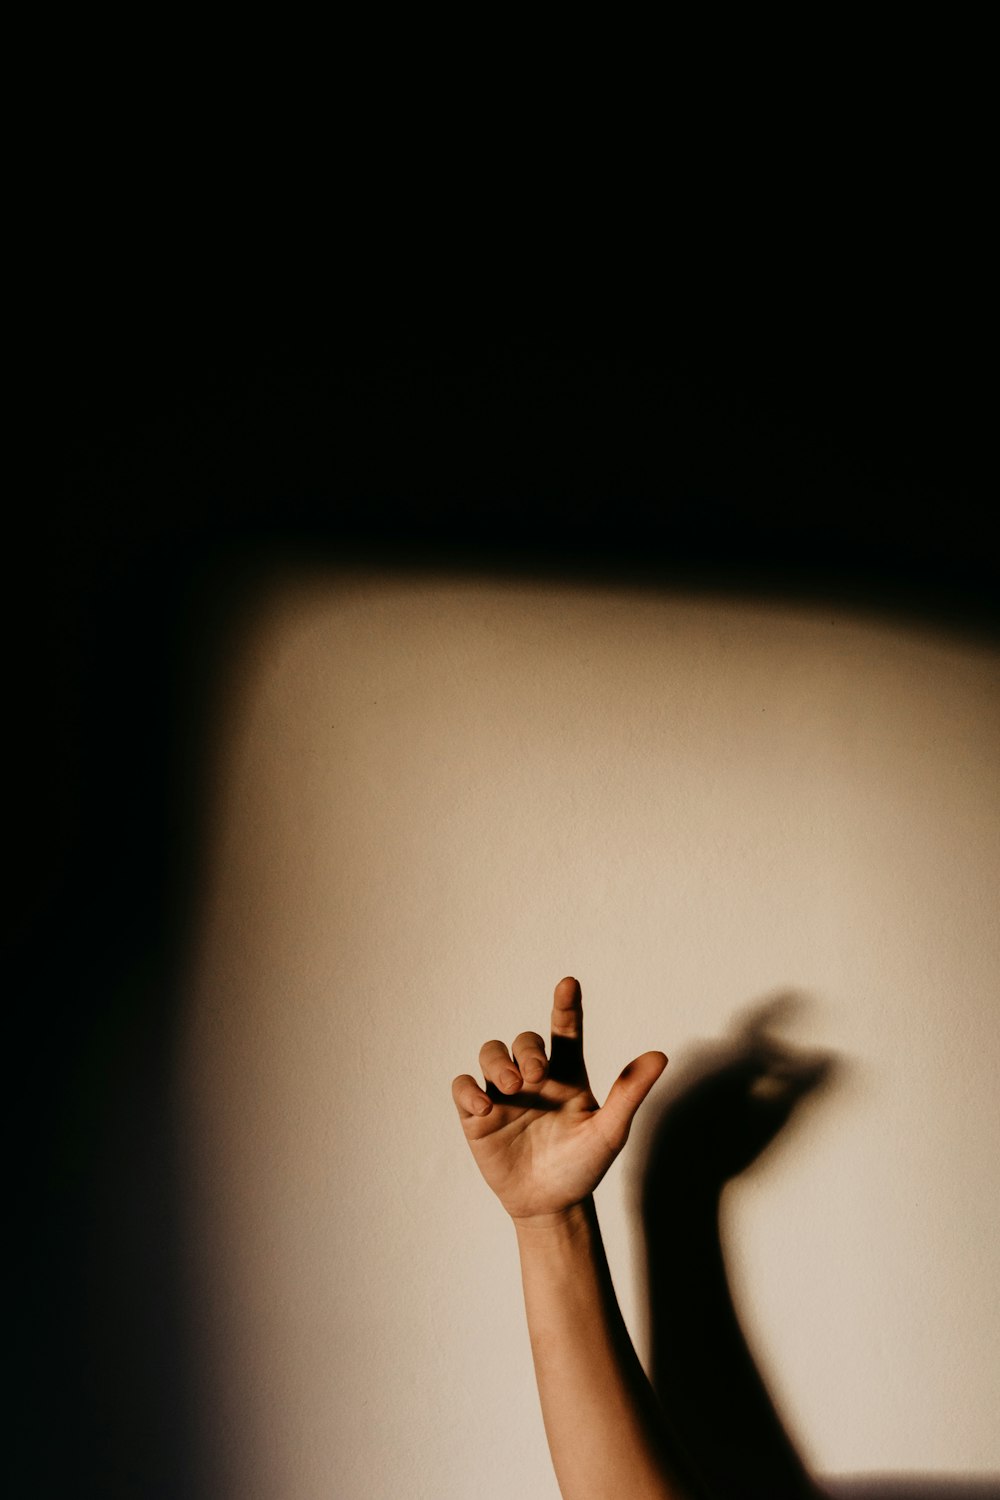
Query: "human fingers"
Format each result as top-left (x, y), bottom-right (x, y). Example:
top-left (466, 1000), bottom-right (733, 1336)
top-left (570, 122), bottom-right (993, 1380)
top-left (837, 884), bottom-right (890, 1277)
top-left (599, 1050), bottom-right (668, 1151)
top-left (549, 975), bottom-right (585, 1077)
top-left (479, 1039), bottom-right (523, 1094)
top-left (512, 1031), bottom-right (548, 1084)
top-left (452, 1073), bottom-right (494, 1118)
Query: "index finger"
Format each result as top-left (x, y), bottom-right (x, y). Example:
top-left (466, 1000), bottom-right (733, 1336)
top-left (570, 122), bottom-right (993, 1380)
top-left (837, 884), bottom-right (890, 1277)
top-left (550, 975), bottom-right (585, 1077)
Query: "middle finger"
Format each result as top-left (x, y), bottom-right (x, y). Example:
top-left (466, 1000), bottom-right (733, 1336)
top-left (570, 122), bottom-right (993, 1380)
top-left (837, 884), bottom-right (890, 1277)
top-left (512, 1031), bottom-right (548, 1083)
top-left (479, 1038), bottom-right (522, 1094)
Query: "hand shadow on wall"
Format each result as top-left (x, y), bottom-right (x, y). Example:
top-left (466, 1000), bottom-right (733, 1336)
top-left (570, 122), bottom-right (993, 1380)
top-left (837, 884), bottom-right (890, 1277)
top-left (637, 995), bottom-right (1000, 1500)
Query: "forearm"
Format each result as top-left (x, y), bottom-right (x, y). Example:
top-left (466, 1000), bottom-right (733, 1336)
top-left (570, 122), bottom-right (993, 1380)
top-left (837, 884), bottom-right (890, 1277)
top-left (515, 1196), bottom-right (691, 1500)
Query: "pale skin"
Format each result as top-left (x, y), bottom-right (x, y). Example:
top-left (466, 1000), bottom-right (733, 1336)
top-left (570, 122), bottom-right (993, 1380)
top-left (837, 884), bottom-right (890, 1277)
top-left (452, 977), bottom-right (694, 1500)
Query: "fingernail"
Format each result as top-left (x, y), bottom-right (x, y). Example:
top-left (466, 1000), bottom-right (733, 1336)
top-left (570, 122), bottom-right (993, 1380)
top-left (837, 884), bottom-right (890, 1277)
top-left (523, 1059), bottom-right (543, 1082)
top-left (474, 1096), bottom-right (492, 1115)
top-left (501, 1069), bottom-right (521, 1091)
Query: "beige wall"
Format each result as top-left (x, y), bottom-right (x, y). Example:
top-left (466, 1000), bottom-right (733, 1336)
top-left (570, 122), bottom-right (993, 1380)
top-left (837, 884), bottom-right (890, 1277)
top-left (178, 570), bottom-right (1000, 1498)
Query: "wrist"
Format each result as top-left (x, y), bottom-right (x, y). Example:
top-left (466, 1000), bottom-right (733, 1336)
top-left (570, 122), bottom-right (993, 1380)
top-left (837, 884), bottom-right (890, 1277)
top-left (512, 1197), bottom-right (595, 1238)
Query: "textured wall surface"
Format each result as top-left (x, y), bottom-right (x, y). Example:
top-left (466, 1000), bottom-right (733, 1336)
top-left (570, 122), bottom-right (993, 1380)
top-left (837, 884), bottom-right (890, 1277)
top-left (178, 571), bottom-right (1000, 1498)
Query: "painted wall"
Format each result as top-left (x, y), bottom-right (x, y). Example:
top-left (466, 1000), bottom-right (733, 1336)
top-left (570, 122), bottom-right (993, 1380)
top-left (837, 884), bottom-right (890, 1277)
top-left (178, 570), bottom-right (1000, 1498)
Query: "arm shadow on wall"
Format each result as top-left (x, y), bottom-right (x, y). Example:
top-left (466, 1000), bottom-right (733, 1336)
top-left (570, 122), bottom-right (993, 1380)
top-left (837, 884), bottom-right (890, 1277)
top-left (637, 993), bottom-right (1000, 1500)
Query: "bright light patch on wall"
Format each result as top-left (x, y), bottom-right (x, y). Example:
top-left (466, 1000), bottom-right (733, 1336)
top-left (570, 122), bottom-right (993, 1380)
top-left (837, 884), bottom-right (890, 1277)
top-left (176, 569), bottom-right (1000, 1500)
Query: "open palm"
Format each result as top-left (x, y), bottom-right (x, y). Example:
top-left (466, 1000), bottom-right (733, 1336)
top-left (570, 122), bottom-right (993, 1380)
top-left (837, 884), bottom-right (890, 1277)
top-left (453, 977), bottom-right (668, 1223)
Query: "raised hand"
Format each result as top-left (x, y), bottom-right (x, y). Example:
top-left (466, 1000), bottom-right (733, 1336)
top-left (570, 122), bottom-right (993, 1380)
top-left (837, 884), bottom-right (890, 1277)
top-left (452, 976), bottom-right (668, 1223)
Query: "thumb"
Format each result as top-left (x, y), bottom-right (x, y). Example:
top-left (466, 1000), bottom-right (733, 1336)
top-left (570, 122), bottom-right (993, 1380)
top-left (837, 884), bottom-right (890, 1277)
top-left (599, 1050), bottom-right (668, 1152)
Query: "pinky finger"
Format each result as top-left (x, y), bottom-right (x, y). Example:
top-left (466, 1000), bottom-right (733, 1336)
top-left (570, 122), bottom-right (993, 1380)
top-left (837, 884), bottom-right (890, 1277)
top-left (452, 1073), bottom-right (494, 1118)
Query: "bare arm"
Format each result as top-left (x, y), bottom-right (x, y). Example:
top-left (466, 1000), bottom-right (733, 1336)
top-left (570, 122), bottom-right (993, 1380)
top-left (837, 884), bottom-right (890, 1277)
top-left (515, 1197), bottom-right (679, 1500)
top-left (452, 976), bottom-right (693, 1500)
